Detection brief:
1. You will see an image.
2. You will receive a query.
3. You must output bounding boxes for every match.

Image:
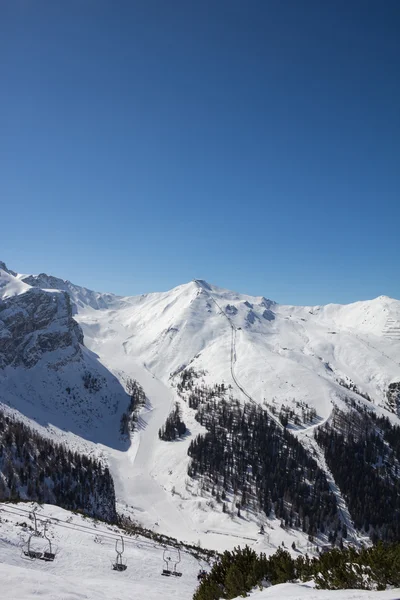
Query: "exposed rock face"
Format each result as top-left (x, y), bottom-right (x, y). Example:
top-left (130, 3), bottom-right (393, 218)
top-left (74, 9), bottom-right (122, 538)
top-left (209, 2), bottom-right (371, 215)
top-left (0, 261), bottom-right (17, 276)
top-left (225, 304), bottom-right (238, 316)
top-left (246, 309), bottom-right (259, 325)
top-left (262, 308), bottom-right (275, 321)
top-left (387, 382), bottom-right (400, 415)
top-left (260, 297), bottom-right (276, 309)
top-left (0, 288), bottom-right (83, 369)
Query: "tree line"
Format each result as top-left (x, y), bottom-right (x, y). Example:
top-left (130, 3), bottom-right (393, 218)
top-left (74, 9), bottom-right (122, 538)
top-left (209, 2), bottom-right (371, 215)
top-left (0, 408), bottom-right (116, 521)
top-left (194, 542), bottom-right (400, 600)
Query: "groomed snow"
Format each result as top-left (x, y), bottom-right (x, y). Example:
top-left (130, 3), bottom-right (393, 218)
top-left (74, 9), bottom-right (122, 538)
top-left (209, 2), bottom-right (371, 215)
top-left (1, 504), bottom-right (399, 600)
top-left (0, 502), bottom-right (204, 599)
top-left (233, 583), bottom-right (400, 600)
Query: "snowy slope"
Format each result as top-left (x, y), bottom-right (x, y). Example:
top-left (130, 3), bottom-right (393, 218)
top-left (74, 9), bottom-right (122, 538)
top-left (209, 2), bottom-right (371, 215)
top-left (0, 264), bottom-right (30, 299)
top-left (71, 278), bottom-right (400, 417)
top-left (0, 503), bottom-right (399, 600)
top-left (1, 261), bottom-right (400, 552)
top-left (232, 584), bottom-right (400, 600)
top-left (0, 502), bottom-right (205, 600)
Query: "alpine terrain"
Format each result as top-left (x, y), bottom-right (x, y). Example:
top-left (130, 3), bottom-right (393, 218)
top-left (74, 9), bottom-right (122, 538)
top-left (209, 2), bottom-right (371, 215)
top-left (1, 260), bottom-right (400, 599)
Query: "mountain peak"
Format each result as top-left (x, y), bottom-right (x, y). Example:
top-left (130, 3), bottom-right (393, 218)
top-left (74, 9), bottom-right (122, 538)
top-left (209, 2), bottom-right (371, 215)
top-left (193, 278), bottom-right (213, 291)
top-left (0, 261), bottom-right (17, 276)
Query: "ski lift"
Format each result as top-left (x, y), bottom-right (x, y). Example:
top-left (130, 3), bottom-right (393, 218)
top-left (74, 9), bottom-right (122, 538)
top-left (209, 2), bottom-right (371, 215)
top-left (197, 569), bottom-right (207, 582)
top-left (112, 536), bottom-right (127, 571)
top-left (22, 512), bottom-right (43, 560)
top-left (161, 548), bottom-right (182, 577)
top-left (22, 515), bottom-right (56, 562)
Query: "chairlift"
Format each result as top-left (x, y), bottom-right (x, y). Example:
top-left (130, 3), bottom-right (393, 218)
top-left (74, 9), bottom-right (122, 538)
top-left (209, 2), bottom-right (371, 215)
top-left (161, 548), bottom-right (182, 577)
top-left (197, 569), bottom-right (207, 581)
top-left (22, 516), bottom-right (56, 562)
top-left (112, 536), bottom-right (127, 572)
top-left (22, 512), bottom-right (43, 560)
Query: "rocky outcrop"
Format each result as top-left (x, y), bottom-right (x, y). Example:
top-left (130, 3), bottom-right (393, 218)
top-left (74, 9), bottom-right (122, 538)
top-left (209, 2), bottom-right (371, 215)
top-left (225, 304), bottom-right (238, 316)
top-left (260, 296), bottom-right (276, 309)
top-left (0, 261), bottom-right (17, 276)
top-left (246, 309), bottom-right (259, 325)
top-left (387, 382), bottom-right (400, 415)
top-left (0, 288), bottom-right (83, 369)
top-left (262, 308), bottom-right (275, 321)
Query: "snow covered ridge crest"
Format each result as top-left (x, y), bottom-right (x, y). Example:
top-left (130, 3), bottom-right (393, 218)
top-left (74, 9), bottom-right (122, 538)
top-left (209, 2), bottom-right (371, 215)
top-left (22, 271), bottom-right (123, 312)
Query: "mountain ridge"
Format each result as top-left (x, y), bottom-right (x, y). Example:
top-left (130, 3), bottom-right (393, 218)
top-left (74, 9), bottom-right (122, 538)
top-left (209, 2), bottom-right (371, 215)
top-left (3, 258), bottom-right (396, 309)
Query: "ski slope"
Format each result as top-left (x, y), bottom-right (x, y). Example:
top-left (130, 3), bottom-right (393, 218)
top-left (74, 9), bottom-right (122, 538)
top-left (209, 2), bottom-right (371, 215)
top-left (1, 503), bottom-right (399, 600)
top-left (233, 584), bottom-right (400, 600)
top-left (0, 502), bottom-right (205, 600)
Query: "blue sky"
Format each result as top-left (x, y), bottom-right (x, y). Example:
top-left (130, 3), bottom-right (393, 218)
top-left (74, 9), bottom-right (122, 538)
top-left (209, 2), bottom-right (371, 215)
top-left (1, 1), bottom-right (399, 305)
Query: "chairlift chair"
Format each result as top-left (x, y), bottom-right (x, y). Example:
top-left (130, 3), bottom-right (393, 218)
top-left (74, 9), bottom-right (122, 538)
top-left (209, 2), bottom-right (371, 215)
top-left (161, 549), bottom-right (172, 576)
top-left (112, 536), bottom-right (127, 572)
top-left (23, 535), bottom-right (43, 560)
top-left (161, 548), bottom-right (182, 577)
top-left (22, 512), bottom-right (43, 560)
top-left (23, 519), bottom-right (56, 562)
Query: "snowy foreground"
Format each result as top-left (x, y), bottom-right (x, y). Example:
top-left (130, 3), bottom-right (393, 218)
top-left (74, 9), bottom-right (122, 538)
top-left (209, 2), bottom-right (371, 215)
top-left (240, 585), bottom-right (400, 600)
top-left (1, 504), bottom-right (400, 600)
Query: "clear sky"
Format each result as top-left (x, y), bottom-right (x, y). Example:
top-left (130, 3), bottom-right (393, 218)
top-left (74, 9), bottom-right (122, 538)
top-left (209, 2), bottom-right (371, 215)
top-left (1, 1), bottom-right (399, 305)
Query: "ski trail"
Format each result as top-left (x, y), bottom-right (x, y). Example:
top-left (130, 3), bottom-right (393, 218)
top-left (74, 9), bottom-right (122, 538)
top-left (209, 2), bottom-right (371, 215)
top-left (107, 366), bottom-right (196, 542)
top-left (298, 431), bottom-right (358, 544)
top-left (346, 328), bottom-right (400, 367)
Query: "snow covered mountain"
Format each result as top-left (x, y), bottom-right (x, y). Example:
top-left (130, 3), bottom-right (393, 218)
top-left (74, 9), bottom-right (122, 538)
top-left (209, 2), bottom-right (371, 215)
top-left (0, 263), bottom-right (129, 447)
top-left (18, 268), bottom-right (400, 418)
top-left (1, 260), bottom-right (400, 554)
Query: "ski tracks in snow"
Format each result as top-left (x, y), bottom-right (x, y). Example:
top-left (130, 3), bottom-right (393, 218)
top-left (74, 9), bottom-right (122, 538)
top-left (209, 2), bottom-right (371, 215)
top-left (107, 366), bottom-right (196, 542)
